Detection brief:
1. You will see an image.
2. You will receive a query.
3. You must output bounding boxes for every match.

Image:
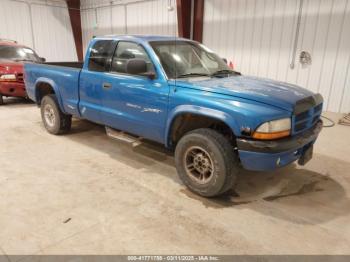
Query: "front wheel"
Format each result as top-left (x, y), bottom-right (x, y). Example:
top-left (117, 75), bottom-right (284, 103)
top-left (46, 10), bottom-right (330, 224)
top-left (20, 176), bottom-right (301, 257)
top-left (41, 94), bottom-right (72, 135)
top-left (175, 128), bottom-right (239, 197)
top-left (0, 94), bottom-right (3, 105)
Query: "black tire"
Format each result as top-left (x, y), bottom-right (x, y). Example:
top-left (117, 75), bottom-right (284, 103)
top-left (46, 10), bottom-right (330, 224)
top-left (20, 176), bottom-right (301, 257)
top-left (0, 94), bottom-right (3, 105)
top-left (40, 94), bottom-right (71, 135)
top-left (175, 128), bottom-right (239, 197)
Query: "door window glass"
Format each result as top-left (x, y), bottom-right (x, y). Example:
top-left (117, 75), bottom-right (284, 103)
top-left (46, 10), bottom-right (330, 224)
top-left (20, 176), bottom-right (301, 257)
top-left (88, 40), bottom-right (116, 72)
top-left (111, 41), bottom-right (155, 74)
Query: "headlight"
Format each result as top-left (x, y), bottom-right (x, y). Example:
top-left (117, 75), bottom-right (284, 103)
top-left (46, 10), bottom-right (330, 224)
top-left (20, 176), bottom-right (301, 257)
top-left (0, 74), bottom-right (17, 81)
top-left (252, 118), bottom-right (291, 140)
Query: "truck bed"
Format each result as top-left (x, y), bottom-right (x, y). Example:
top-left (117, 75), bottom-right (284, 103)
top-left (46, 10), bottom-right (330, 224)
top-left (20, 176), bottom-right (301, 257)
top-left (24, 62), bottom-right (81, 116)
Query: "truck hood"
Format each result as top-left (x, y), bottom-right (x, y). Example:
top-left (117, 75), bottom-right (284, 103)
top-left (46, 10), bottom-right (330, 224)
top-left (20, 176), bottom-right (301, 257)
top-left (175, 75), bottom-right (315, 112)
top-left (0, 59), bottom-right (24, 74)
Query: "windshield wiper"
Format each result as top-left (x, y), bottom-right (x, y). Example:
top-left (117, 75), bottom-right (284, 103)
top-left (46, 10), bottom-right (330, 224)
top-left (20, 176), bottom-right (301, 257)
top-left (176, 73), bottom-right (211, 78)
top-left (211, 69), bottom-right (241, 77)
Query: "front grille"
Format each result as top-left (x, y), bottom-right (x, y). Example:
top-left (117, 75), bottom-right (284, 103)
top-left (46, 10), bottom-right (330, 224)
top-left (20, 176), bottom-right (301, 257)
top-left (295, 110), bottom-right (309, 122)
top-left (314, 103), bottom-right (322, 113)
top-left (16, 73), bottom-right (24, 82)
top-left (293, 103), bottom-right (323, 134)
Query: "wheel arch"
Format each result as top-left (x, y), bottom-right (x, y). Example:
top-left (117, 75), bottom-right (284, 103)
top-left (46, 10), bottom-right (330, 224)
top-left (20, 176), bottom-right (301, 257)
top-left (165, 105), bottom-right (240, 148)
top-left (34, 78), bottom-right (65, 112)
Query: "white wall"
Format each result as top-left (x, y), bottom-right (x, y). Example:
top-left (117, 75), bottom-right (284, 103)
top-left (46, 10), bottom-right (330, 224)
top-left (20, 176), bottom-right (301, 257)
top-left (0, 0), bottom-right (77, 62)
top-left (203, 0), bottom-right (350, 113)
top-left (81, 0), bottom-right (178, 54)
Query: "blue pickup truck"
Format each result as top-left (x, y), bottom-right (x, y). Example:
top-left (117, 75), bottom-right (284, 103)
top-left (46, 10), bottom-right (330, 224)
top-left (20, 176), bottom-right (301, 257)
top-left (24, 35), bottom-right (323, 197)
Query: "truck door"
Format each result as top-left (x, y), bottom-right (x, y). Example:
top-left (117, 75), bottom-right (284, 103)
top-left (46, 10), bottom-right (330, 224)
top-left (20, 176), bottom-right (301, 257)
top-left (79, 40), bottom-right (117, 124)
top-left (100, 41), bottom-right (169, 144)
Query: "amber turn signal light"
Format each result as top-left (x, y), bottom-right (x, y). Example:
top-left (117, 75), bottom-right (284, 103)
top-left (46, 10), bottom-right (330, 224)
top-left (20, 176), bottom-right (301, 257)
top-left (252, 130), bottom-right (290, 140)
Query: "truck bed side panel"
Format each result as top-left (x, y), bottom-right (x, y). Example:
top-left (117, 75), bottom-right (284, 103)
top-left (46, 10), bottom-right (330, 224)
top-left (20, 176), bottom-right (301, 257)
top-left (24, 63), bottom-right (81, 116)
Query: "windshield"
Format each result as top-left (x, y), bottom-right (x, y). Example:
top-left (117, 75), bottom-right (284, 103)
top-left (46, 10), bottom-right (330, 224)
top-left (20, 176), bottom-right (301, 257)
top-left (0, 45), bottom-right (40, 62)
top-left (150, 41), bottom-right (234, 79)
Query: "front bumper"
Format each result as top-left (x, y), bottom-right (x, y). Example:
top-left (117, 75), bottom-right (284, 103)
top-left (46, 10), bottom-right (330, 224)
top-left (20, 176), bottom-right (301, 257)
top-left (0, 82), bottom-right (27, 97)
top-left (237, 120), bottom-right (323, 171)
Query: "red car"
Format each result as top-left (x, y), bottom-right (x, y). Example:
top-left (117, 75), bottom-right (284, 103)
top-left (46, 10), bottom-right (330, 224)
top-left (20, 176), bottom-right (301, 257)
top-left (0, 39), bottom-right (44, 105)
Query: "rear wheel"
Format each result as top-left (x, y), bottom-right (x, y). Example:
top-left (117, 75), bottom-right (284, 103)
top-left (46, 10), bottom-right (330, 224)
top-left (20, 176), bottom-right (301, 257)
top-left (41, 94), bottom-right (71, 135)
top-left (0, 94), bottom-right (3, 105)
top-left (175, 128), bottom-right (239, 197)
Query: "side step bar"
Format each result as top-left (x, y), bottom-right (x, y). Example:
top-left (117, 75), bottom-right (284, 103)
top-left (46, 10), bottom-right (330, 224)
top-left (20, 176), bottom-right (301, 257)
top-left (105, 127), bottom-right (142, 146)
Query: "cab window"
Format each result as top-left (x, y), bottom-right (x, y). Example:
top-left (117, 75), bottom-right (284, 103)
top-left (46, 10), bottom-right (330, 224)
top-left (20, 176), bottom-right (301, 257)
top-left (111, 41), bottom-right (155, 75)
top-left (88, 40), bottom-right (116, 72)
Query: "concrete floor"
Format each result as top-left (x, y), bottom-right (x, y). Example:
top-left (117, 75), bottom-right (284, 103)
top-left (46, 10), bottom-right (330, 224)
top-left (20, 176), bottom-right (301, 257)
top-left (0, 97), bottom-right (350, 257)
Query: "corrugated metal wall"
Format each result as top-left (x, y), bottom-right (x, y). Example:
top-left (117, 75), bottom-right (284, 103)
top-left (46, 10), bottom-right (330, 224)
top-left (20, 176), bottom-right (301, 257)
top-left (80, 0), bottom-right (178, 53)
top-left (203, 0), bottom-right (350, 113)
top-left (0, 0), bottom-right (77, 62)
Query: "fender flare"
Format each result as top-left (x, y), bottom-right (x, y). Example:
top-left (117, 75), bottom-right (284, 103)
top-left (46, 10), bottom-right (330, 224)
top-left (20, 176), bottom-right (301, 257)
top-left (34, 77), bottom-right (65, 113)
top-left (165, 105), bottom-right (240, 147)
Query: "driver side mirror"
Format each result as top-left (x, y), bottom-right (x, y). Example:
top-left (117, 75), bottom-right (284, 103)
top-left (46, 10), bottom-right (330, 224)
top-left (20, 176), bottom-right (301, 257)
top-left (126, 59), bottom-right (155, 79)
top-left (39, 57), bottom-right (46, 63)
top-left (222, 58), bottom-right (228, 64)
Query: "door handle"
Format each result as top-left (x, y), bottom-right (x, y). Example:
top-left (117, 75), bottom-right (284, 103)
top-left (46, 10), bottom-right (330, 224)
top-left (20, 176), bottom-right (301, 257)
top-left (103, 82), bottom-right (112, 89)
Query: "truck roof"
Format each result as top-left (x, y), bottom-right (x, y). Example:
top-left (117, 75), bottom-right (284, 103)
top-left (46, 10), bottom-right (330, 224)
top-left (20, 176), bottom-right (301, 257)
top-left (0, 41), bottom-right (18, 46)
top-left (0, 39), bottom-right (26, 47)
top-left (93, 35), bottom-right (191, 43)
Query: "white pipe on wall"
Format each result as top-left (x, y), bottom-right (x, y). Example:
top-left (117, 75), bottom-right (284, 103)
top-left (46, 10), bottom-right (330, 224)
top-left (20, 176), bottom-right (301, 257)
top-left (202, 0), bottom-right (350, 113)
top-left (290, 0), bottom-right (304, 70)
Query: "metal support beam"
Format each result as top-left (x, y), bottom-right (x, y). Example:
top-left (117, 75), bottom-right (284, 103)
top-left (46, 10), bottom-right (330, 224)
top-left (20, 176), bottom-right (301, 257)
top-left (193, 0), bottom-right (204, 42)
top-left (176, 0), bottom-right (192, 39)
top-left (176, 0), bottom-right (204, 42)
top-left (66, 0), bottom-right (83, 61)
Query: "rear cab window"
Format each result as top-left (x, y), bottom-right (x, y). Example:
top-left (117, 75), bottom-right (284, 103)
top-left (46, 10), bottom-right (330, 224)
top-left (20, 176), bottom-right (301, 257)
top-left (88, 40), bottom-right (116, 72)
